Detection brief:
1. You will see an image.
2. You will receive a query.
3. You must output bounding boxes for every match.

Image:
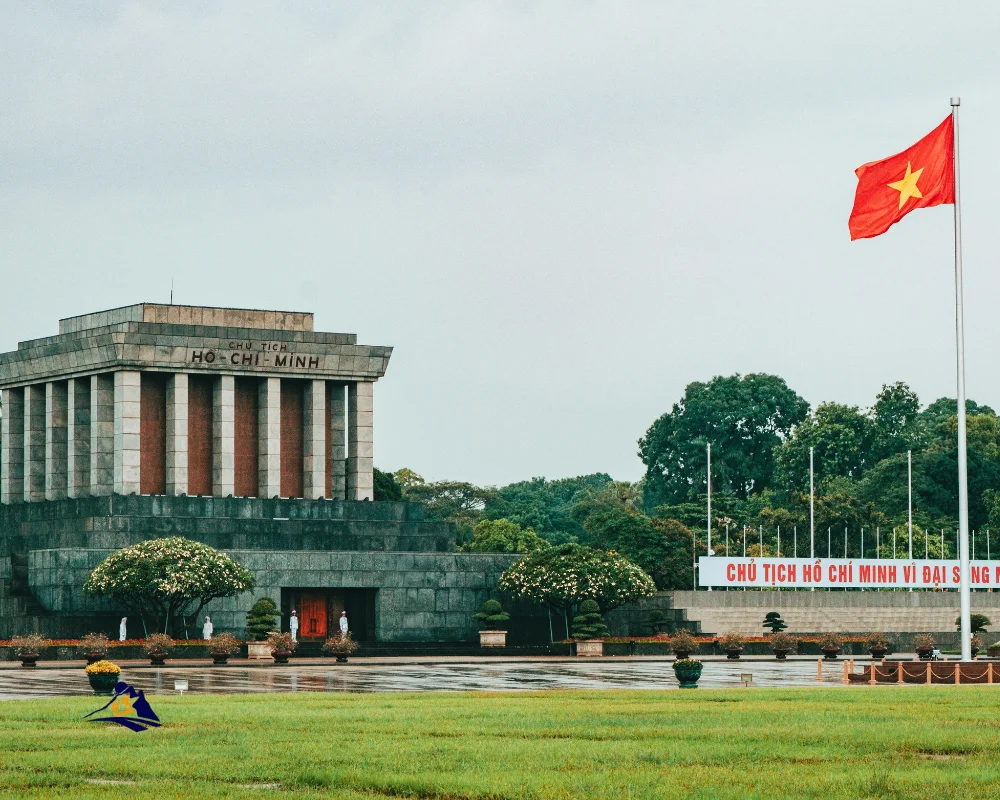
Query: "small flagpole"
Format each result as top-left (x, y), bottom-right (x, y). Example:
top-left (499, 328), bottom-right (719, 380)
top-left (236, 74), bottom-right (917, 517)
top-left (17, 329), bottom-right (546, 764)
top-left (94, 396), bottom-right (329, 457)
top-left (952, 97), bottom-right (972, 662)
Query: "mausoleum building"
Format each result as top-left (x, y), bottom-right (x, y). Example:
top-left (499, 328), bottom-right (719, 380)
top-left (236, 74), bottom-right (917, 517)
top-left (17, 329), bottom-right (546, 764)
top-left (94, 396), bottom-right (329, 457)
top-left (0, 305), bottom-right (514, 643)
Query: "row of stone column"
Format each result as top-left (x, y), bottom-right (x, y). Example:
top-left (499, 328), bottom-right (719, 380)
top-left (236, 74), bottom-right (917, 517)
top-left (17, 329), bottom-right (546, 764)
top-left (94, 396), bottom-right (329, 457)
top-left (0, 372), bottom-right (374, 503)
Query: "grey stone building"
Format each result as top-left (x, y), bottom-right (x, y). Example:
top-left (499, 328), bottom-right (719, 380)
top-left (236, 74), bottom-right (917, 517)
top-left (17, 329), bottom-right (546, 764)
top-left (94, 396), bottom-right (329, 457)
top-left (0, 304), bottom-right (514, 642)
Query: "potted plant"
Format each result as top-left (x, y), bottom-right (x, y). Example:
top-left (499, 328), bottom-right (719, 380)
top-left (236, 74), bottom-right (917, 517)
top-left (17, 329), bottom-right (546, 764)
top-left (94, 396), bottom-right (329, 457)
top-left (819, 632), bottom-right (842, 660)
top-left (914, 634), bottom-right (935, 660)
top-left (208, 632), bottom-right (242, 665)
top-left (245, 598), bottom-right (279, 660)
top-left (143, 633), bottom-right (172, 666)
top-left (267, 631), bottom-right (298, 664)
top-left (988, 640), bottom-right (1000, 659)
top-left (769, 632), bottom-right (798, 660)
top-left (669, 629), bottom-right (697, 660)
top-left (322, 632), bottom-right (360, 663)
top-left (719, 631), bottom-right (744, 660)
top-left (762, 612), bottom-right (787, 635)
top-left (572, 599), bottom-right (609, 657)
top-left (473, 599), bottom-right (510, 647)
top-left (672, 658), bottom-right (704, 689)
top-left (971, 634), bottom-right (983, 659)
top-left (865, 632), bottom-right (889, 660)
top-left (80, 633), bottom-right (110, 665)
top-left (11, 634), bottom-right (47, 668)
top-left (84, 660), bottom-right (121, 696)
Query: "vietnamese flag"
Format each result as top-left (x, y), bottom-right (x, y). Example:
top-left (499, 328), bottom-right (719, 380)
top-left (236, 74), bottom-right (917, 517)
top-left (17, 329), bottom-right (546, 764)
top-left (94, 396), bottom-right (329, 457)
top-left (849, 115), bottom-right (955, 240)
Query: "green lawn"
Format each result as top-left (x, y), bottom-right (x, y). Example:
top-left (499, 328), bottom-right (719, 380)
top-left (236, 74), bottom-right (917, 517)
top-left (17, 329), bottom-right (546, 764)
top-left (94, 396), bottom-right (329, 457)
top-left (0, 686), bottom-right (997, 798)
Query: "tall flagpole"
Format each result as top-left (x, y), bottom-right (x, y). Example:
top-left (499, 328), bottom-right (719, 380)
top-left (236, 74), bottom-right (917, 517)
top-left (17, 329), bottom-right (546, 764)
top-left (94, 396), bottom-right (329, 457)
top-left (908, 449), bottom-right (913, 592)
top-left (706, 442), bottom-right (712, 592)
top-left (952, 96), bottom-right (972, 662)
top-left (809, 446), bottom-right (815, 592)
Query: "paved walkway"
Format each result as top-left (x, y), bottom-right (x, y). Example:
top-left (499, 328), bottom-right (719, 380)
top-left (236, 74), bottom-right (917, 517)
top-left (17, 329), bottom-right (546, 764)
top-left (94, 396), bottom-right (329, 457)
top-left (0, 657), bottom-right (856, 699)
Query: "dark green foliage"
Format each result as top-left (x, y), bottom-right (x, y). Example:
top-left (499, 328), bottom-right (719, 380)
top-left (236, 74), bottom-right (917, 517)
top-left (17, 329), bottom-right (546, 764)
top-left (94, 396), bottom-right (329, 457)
top-left (459, 519), bottom-right (550, 554)
top-left (484, 474), bottom-right (614, 544)
top-left (644, 610), bottom-right (670, 634)
top-left (373, 468), bottom-right (403, 502)
top-left (472, 599), bottom-right (511, 630)
top-left (246, 598), bottom-right (278, 642)
top-left (571, 599), bottom-right (609, 640)
top-left (763, 612), bottom-right (787, 634)
top-left (957, 614), bottom-right (990, 634)
top-left (639, 373), bottom-right (809, 509)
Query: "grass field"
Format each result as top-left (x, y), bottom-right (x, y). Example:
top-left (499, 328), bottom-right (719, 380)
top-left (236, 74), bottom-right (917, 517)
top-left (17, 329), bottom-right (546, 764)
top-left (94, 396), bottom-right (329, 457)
top-left (0, 686), bottom-right (998, 798)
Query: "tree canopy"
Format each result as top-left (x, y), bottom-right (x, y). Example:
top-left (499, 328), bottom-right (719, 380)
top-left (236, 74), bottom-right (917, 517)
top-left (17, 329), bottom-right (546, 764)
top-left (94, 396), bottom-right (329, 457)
top-left (459, 519), bottom-right (550, 554)
top-left (84, 537), bottom-right (255, 636)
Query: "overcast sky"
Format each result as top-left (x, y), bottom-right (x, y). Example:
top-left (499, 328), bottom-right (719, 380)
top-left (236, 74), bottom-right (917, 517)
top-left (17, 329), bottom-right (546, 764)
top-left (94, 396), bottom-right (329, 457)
top-left (2, 2), bottom-right (999, 486)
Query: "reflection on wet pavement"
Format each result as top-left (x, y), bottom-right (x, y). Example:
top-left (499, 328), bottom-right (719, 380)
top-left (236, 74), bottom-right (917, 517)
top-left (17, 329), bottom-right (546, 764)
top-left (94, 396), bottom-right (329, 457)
top-left (0, 660), bottom-right (849, 699)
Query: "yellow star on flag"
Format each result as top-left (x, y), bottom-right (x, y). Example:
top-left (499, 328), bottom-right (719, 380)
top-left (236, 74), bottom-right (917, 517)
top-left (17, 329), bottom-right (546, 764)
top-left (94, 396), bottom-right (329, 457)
top-left (887, 162), bottom-right (924, 209)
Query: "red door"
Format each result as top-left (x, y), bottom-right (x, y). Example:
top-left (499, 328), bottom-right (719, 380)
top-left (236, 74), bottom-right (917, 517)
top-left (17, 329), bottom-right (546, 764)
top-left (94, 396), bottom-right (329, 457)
top-left (299, 594), bottom-right (327, 639)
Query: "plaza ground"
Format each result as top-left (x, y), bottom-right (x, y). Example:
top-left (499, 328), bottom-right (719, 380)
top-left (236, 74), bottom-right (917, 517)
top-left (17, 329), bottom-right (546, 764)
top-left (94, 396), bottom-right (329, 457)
top-left (0, 686), bottom-right (998, 799)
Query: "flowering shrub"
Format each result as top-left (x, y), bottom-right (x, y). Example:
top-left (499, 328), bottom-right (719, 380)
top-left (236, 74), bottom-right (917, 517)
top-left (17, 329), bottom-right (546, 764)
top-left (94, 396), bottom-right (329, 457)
top-left (719, 631), bottom-right (744, 650)
top-left (672, 658), bottom-right (703, 669)
top-left (209, 633), bottom-right (242, 655)
top-left (669, 629), bottom-right (698, 653)
top-left (84, 537), bottom-right (255, 637)
top-left (84, 660), bottom-right (121, 675)
top-left (914, 633), bottom-right (936, 651)
top-left (267, 632), bottom-right (298, 653)
top-left (143, 633), bottom-right (173, 655)
top-left (11, 634), bottom-right (47, 655)
top-left (819, 632), bottom-right (843, 650)
top-left (81, 633), bottom-right (109, 654)
top-left (498, 543), bottom-right (655, 615)
top-left (769, 632), bottom-right (798, 652)
top-left (322, 632), bottom-right (360, 655)
top-left (865, 632), bottom-right (889, 649)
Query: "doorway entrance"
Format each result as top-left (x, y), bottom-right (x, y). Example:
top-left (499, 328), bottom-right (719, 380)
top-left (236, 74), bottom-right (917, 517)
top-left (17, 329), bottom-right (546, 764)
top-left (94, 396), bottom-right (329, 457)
top-left (281, 588), bottom-right (376, 642)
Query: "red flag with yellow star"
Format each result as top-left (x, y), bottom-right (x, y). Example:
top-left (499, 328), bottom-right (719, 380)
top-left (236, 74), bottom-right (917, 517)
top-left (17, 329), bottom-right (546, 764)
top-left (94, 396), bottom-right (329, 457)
top-left (849, 115), bottom-right (954, 240)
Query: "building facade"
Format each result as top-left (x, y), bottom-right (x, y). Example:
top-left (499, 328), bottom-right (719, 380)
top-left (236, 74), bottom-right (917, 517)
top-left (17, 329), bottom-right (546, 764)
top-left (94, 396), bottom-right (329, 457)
top-left (0, 305), bottom-right (514, 641)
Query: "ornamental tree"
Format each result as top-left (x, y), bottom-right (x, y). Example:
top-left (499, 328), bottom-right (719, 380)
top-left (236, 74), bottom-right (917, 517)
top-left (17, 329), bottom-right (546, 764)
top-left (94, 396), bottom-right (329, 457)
top-left (498, 543), bottom-right (655, 640)
top-left (84, 537), bottom-right (255, 637)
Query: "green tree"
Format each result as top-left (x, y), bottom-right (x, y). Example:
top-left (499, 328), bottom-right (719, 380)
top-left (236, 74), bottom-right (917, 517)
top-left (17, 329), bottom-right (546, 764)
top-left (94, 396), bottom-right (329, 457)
top-left (373, 467), bottom-right (403, 501)
top-left (639, 373), bottom-right (809, 509)
top-left (459, 519), bottom-right (549, 554)
top-left (774, 402), bottom-right (874, 492)
top-left (245, 597), bottom-right (279, 641)
top-left (498, 544), bottom-right (655, 640)
top-left (571, 599), bottom-right (610, 639)
top-left (870, 382), bottom-right (921, 461)
top-left (403, 480), bottom-right (492, 543)
top-left (393, 468), bottom-right (426, 493)
top-left (84, 537), bottom-right (255, 636)
top-left (484, 474), bottom-right (614, 544)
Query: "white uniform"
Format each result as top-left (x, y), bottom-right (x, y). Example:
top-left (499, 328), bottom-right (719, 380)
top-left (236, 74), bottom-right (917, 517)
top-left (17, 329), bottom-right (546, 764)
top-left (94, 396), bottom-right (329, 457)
top-left (119, 618), bottom-right (127, 642)
top-left (289, 614), bottom-right (299, 642)
top-left (339, 614), bottom-right (349, 637)
top-left (203, 618), bottom-right (213, 640)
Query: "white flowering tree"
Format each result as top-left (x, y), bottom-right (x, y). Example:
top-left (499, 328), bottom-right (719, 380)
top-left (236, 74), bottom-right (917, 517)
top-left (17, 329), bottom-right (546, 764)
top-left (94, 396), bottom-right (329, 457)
top-left (84, 537), bottom-right (255, 637)
top-left (498, 543), bottom-right (655, 641)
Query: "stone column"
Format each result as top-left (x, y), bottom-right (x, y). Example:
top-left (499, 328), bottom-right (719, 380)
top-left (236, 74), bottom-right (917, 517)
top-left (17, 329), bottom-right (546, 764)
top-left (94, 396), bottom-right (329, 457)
top-left (329, 382), bottom-right (347, 500)
top-left (90, 374), bottom-right (115, 496)
top-left (303, 380), bottom-right (326, 499)
top-left (67, 378), bottom-right (91, 498)
top-left (166, 373), bottom-right (189, 495)
top-left (24, 384), bottom-right (46, 502)
top-left (0, 388), bottom-right (25, 504)
top-left (346, 381), bottom-right (374, 501)
top-left (258, 378), bottom-right (281, 498)
top-left (45, 381), bottom-right (69, 500)
top-left (212, 375), bottom-right (235, 496)
top-left (113, 371), bottom-right (141, 495)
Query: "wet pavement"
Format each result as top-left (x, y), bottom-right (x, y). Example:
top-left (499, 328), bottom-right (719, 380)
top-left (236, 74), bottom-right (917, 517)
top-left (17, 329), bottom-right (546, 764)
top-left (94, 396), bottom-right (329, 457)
top-left (0, 658), bottom-right (851, 699)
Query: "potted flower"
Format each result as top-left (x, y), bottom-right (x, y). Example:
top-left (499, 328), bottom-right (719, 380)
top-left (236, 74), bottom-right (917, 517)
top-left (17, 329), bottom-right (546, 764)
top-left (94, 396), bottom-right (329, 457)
top-left (571, 599), bottom-right (609, 657)
top-left (719, 631), bottom-right (744, 660)
top-left (865, 632), bottom-right (889, 660)
top-left (84, 660), bottom-right (121, 696)
top-left (322, 632), bottom-right (360, 663)
top-left (473, 599), bottom-right (510, 648)
top-left (819, 632), bottom-right (842, 660)
top-left (914, 634), bottom-right (935, 660)
top-left (672, 658), bottom-right (704, 688)
top-left (669, 629), bottom-right (698, 660)
top-left (80, 632), bottom-right (110, 665)
top-left (11, 634), bottom-right (47, 668)
top-left (245, 598), bottom-right (279, 660)
top-left (208, 632), bottom-right (242, 665)
top-left (267, 631), bottom-right (298, 664)
top-left (971, 634), bottom-right (983, 659)
top-left (769, 632), bottom-right (798, 660)
top-left (143, 633), bottom-right (172, 666)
